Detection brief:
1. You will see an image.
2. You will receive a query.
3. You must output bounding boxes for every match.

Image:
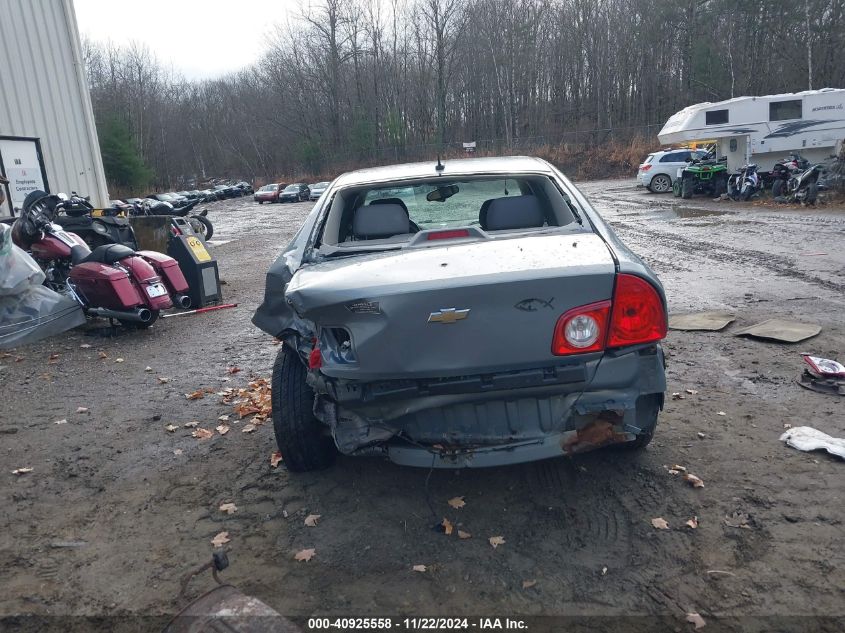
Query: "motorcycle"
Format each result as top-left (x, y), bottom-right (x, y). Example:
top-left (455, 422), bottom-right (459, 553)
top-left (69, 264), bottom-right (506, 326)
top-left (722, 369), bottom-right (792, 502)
top-left (129, 198), bottom-right (213, 240)
top-left (727, 163), bottom-right (762, 201)
top-left (772, 158), bottom-right (823, 205)
top-left (52, 193), bottom-right (139, 250)
top-left (11, 190), bottom-right (192, 328)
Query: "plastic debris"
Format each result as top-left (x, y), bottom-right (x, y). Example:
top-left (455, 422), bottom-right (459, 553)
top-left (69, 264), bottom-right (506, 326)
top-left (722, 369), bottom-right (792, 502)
top-left (779, 426), bottom-right (845, 460)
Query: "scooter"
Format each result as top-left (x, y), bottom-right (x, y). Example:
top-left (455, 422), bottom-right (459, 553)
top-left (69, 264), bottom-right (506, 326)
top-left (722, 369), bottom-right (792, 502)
top-left (727, 163), bottom-right (761, 201)
top-left (11, 190), bottom-right (192, 328)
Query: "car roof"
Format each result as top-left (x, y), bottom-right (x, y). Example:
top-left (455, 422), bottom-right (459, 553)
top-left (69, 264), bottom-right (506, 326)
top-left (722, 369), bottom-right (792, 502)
top-left (333, 156), bottom-right (555, 188)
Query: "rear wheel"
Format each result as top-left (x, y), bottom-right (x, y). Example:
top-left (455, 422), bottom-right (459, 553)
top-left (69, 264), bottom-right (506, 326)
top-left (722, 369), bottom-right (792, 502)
top-left (805, 182), bottom-right (818, 205)
top-left (648, 174), bottom-right (672, 193)
top-left (681, 174), bottom-right (695, 199)
top-left (772, 179), bottom-right (784, 197)
top-left (272, 344), bottom-right (337, 472)
top-left (618, 394), bottom-right (660, 450)
top-left (712, 174), bottom-right (728, 196)
top-left (191, 215), bottom-right (213, 240)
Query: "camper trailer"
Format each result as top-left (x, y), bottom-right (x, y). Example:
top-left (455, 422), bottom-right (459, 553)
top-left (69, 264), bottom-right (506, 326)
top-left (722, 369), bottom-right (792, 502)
top-left (658, 88), bottom-right (845, 174)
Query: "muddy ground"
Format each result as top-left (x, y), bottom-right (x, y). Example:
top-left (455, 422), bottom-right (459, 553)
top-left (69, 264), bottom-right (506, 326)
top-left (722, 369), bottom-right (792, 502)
top-left (1, 180), bottom-right (843, 632)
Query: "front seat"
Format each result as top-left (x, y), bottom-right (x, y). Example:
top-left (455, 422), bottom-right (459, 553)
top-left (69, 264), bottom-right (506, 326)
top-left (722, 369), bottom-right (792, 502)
top-left (352, 203), bottom-right (410, 240)
top-left (479, 195), bottom-right (545, 231)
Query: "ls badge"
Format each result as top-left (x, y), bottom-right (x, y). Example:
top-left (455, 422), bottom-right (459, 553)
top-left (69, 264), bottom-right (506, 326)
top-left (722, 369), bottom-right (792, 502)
top-left (428, 308), bottom-right (470, 324)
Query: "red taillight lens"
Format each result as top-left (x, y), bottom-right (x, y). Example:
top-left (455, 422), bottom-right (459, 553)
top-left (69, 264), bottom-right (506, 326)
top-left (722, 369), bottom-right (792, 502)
top-left (640, 164), bottom-right (652, 172)
top-left (607, 274), bottom-right (666, 347)
top-left (551, 301), bottom-right (610, 356)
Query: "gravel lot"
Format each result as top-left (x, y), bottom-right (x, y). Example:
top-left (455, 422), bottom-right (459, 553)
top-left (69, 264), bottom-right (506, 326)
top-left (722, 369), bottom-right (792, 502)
top-left (1, 182), bottom-right (843, 632)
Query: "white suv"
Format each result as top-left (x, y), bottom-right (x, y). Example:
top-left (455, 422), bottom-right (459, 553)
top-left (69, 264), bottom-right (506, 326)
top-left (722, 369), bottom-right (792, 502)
top-left (637, 149), bottom-right (707, 193)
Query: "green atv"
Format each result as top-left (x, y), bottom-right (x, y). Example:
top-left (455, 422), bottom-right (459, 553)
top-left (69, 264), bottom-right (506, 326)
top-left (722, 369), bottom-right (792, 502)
top-left (673, 156), bottom-right (729, 199)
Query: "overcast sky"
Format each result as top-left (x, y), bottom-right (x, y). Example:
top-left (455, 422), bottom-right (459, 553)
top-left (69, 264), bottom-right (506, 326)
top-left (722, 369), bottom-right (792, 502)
top-left (73, 0), bottom-right (299, 79)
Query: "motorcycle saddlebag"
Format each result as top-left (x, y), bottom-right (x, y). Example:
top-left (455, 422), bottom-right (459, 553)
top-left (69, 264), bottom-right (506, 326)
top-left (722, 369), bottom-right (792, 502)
top-left (71, 263), bottom-right (146, 310)
top-left (137, 250), bottom-right (190, 294)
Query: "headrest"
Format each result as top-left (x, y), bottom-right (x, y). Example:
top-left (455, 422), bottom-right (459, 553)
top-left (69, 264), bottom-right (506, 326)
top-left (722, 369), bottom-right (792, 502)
top-left (369, 197), bottom-right (409, 213)
top-left (352, 203), bottom-right (410, 239)
top-left (481, 195), bottom-right (544, 231)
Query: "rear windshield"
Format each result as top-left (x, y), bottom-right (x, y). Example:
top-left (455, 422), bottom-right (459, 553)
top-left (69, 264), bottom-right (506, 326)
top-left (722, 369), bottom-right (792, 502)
top-left (318, 174), bottom-right (584, 250)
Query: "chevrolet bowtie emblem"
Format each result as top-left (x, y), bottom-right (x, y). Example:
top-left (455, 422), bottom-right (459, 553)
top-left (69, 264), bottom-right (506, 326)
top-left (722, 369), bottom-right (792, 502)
top-left (428, 308), bottom-right (470, 324)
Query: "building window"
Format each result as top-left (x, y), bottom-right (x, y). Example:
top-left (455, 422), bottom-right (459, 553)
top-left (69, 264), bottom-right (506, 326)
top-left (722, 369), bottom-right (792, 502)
top-left (770, 100), bottom-right (802, 121)
top-left (705, 109), bottom-right (729, 125)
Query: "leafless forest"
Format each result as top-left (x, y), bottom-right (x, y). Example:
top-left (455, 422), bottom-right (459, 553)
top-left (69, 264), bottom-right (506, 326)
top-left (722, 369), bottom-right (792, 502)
top-left (82, 0), bottom-right (845, 186)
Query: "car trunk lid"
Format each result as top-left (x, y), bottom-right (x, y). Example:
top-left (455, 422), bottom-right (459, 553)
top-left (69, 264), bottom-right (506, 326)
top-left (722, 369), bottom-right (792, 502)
top-left (286, 232), bottom-right (616, 380)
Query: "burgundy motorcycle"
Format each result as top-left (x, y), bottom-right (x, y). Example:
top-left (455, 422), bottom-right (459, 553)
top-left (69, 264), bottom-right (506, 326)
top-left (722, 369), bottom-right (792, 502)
top-left (11, 190), bottom-right (191, 328)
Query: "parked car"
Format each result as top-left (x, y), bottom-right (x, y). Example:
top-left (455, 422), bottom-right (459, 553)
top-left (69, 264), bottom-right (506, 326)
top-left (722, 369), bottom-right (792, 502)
top-left (279, 183), bottom-right (310, 203)
top-left (213, 184), bottom-right (240, 199)
top-left (309, 181), bottom-right (330, 201)
top-left (235, 181), bottom-right (254, 195)
top-left (199, 189), bottom-right (222, 202)
top-left (637, 148), bottom-right (708, 193)
top-left (254, 184), bottom-right (282, 204)
top-left (147, 192), bottom-right (188, 206)
top-left (253, 156), bottom-right (668, 471)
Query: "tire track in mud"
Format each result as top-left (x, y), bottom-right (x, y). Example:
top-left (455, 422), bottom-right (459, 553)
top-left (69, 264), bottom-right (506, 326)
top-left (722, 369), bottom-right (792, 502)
top-left (612, 221), bottom-right (845, 294)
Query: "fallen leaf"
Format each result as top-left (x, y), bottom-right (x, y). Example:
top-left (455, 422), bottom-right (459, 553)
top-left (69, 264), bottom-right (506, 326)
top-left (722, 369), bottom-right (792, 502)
top-left (304, 514), bottom-right (321, 527)
top-left (216, 424), bottom-right (230, 435)
top-left (98, 351), bottom-right (108, 359)
top-left (242, 424), bottom-right (256, 434)
top-left (685, 516), bottom-right (699, 529)
top-left (227, 366), bottom-right (241, 374)
top-left (145, 366), bottom-right (153, 372)
top-left (441, 517), bottom-right (454, 535)
top-left (685, 389), bottom-right (699, 395)
top-left (185, 390), bottom-right (204, 400)
top-left (218, 414), bottom-right (230, 422)
top-left (294, 548), bottom-right (315, 562)
top-left (173, 449), bottom-right (183, 456)
top-left (192, 428), bottom-right (214, 440)
top-left (522, 579), bottom-right (537, 589)
top-left (210, 531), bottom-right (230, 547)
top-left (412, 564), bottom-right (427, 573)
top-left (684, 473), bottom-right (705, 488)
top-left (724, 512), bottom-right (751, 529)
top-left (716, 411), bottom-right (726, 416)
top-left (669, 464), bottom-right (687, 473)
top-left (447, 496), bottom-right (466, 509)
top-left (651, 517), bottom-right (670, 530)
top-left (457, 530), bottom-right (472, 540)
top-left (686, 612), bottom-right (706, 629)
top-left (48, 353), bottom-right (60, 364)
top-left (697, 432), bottom-right (706, 439)
top-left (79, 343), bottom-right (92, 349)
top-left (219, 502), bottom-right (238, 515)
top-left (76, 407), bottom-right (89, 414)
top-left (165, 424), bottom-right (178, 432)
top-left (671, 392), bottom-right (684, 400)
top-left (601, 566), bottom-right (608, 576)
top-left (115, 358), bottom-right (124, 363)
top-left (488, 535), bottom-right (506, 549)
top-left (183, 421), bottom-right (199, 428)
top-left (157, 377), bottom-right (170, 384)
top-left (783, 423), bottom-right (792, 429)
top-left (12, 467), bottom-right (33, 475)
top-left (270, 451), bottom-right (283, 467)
top-left (54, 419), bottom-right (68, 425)
top-left (15, 356), bottom-right (24, 362)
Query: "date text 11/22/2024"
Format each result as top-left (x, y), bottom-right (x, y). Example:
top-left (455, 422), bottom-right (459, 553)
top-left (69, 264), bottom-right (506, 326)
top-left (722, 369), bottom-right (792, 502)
top-left (307, 618), bottom-right (528, 630)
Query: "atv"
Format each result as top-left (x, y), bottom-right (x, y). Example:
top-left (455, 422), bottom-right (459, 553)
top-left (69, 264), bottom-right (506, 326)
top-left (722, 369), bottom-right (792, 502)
top-left (673, 155), bottom-right (729, 199)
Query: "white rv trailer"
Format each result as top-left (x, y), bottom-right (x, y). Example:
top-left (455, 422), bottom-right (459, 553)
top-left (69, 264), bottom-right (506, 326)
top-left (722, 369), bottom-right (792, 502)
top-left (658, 88), bottom-right (845, 173)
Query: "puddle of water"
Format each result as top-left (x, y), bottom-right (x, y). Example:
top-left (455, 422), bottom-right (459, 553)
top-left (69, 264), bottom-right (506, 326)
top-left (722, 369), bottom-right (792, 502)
top-left (669, 206), bottom-right (731, 219)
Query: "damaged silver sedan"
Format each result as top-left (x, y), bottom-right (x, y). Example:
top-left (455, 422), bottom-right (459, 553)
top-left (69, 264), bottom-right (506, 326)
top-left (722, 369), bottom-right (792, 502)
top-left (253, 156), bottom-right (667, 470)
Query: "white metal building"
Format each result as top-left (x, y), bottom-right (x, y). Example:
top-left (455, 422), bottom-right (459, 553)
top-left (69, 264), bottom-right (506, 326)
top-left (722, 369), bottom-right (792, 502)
top-left (0, 0), bottom-right (108, 216)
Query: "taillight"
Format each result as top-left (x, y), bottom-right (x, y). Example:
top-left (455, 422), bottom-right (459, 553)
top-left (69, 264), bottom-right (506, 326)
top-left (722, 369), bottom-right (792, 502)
top-left (607, 274), bottom-right (666, 347)
top-left (427, 229), bottom-right (470, 241)
top-left (550, 275), bottom-right (666, 356)
top-left (551, 301), bottom-right (610, 355)
top-left (640, 164), bottom-right (652, 172)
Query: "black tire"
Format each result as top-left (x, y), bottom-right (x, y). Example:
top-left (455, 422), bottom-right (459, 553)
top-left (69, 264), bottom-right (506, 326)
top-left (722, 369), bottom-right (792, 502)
top-left (120, 310), bottom-right (159, 330)
top-left (712, 174), bottom-right (728, 196)
top-left (258, 200), bottom-right (264, 204)
top-left (272, 344), bottom-right (336, 472)
top-left (648, 174), bottom-right (672, 194)
top-left (772, 179), bottom-right (784, 197)
top-left (805, 182), bottom-right (818, 205)
top-left (673, 180), bottom-right (682, 197)
top-left (681, 174), bottom-right (694, 199)
top-left (618, 394), bottom-right (660, 450)
top-left (192, 215), bottom-right (213, 240)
